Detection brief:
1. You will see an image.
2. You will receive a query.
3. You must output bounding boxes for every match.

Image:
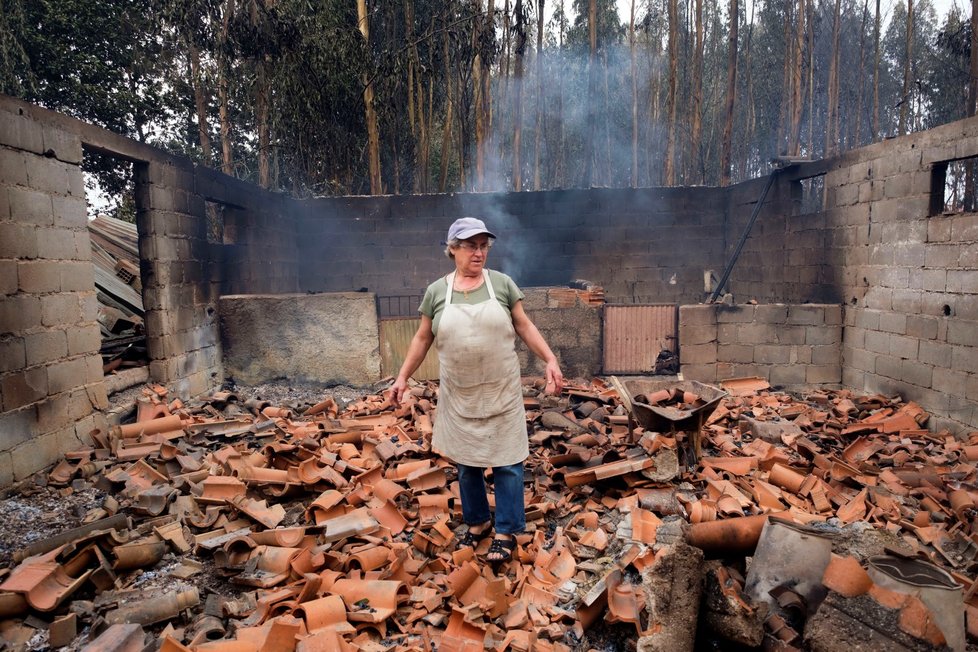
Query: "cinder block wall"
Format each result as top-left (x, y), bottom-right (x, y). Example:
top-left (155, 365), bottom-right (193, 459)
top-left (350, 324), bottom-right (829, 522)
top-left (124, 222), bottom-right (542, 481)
top-left (135, 160), bottom-right (225, 399)
top-left (0, 95), bottom-right (301, 486)
top-left (0, 96), bottom-right (298, 406)
top-left (722, 178), bottom-right (837, 304)
top-left (828, 125), bottom-right (978, 432)
top-left (0, 101), bottom-right (108, 484)
top-left (136, 162), bottom-right (298, 398)
top-left (296, 188), bottom-right (728, 304)
top-left (679, 304), bottom-right (843, 388)
top-left (722, 116), bottom-right (978, 431)
top-left (200, 168), bottom-right (299, 297)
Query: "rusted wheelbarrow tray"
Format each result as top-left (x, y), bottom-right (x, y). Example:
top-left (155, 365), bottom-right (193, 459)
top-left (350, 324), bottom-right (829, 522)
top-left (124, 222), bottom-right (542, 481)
top-left (619, 378), bottom-right (728, 432)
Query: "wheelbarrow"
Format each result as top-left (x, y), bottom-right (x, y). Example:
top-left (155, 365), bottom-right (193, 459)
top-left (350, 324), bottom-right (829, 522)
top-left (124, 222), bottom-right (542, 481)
top-left (610, 377), bottom-right (728, 467)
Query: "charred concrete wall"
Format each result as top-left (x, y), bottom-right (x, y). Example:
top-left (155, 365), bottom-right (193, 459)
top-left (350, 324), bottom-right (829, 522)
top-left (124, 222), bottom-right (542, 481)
top-left (678, 304), bottom-right (843, 388)
top-left (135, 161), bottom-right (297, 399)
top-left (219, 293), bottom-right (381, 386)
top-left (0, 95), bottom-right (298, 482)
top-left (296, 188), bottom-right (728, 304)
top-left (0, 100), bottom-right (107, 484)
top-left (723, 117), bottom-right (978, 431)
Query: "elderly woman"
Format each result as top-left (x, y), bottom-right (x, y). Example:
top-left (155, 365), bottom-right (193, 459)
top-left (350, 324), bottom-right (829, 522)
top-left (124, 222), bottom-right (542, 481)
top-left (390, 217), bottom-right (564, 563)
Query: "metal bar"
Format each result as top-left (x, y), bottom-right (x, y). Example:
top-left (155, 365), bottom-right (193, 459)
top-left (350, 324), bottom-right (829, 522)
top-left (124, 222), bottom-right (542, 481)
top-left (708, 169), bottom-right (781, 303)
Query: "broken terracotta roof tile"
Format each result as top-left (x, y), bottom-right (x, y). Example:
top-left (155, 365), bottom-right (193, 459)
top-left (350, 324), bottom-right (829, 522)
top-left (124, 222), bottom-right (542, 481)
top-left (11, 375), bottom-right (978, 649)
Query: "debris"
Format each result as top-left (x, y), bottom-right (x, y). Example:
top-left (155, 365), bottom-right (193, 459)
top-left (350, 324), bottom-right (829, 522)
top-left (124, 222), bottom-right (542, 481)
top-left (637, 541), bottom-right (704, 652)
top-left (0, 378), bottom-right (972, 650)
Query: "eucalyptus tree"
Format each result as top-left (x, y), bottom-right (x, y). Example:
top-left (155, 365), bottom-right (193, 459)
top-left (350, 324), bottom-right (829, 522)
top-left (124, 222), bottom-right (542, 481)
top-left (881, 0), bottom-right (937, 137)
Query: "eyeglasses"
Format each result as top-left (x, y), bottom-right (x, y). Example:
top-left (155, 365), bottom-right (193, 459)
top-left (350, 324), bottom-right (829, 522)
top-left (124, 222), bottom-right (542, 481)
top-left (457, 241), bottom-right (492, 252)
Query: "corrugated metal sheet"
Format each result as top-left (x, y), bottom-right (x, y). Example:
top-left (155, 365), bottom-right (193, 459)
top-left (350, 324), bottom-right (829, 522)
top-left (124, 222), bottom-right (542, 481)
top-left (379, 318), bottom-right (439, 380)
top-left (602, 304), bottom-right (678, 374)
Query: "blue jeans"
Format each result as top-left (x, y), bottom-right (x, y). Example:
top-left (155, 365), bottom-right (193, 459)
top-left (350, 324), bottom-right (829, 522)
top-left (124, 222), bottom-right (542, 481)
top-left (456, 461), bottom-right (525, 536)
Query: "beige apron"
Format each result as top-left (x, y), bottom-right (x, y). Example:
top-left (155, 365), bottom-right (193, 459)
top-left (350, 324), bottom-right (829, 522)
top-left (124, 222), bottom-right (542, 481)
top-left (431, 269), bottom-right (528, 468)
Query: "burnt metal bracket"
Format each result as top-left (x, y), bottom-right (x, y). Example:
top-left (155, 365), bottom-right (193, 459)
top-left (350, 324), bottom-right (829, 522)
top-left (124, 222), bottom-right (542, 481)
top-left (708, 168), bottom-right (783, 304)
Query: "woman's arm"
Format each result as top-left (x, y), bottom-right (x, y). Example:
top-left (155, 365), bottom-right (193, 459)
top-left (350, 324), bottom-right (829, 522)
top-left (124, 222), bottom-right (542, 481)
top-left (390, 314), bottom-right (435, 405)
top-left (511, 300), bottom-right (564, 394)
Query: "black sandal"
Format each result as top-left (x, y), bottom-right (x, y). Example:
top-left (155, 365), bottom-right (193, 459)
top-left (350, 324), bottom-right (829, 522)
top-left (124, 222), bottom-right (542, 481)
top-left (458, 523), bottom-right (492, 548)
top-left (485, 536), bottom-right (517, 563)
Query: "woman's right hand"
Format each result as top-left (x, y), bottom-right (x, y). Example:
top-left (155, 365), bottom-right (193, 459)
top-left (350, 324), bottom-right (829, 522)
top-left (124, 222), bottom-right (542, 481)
top-left (390, 376), bottom-right (409, 406)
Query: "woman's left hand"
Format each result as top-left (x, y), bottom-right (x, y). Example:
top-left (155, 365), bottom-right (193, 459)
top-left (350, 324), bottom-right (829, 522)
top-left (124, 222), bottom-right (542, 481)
top-left (544, 360), bottom-right (564, 395)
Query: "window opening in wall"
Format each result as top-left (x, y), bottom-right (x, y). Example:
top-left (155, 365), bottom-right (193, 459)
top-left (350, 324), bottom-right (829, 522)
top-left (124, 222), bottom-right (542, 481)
top-left (206, 200), bottom-right (239, 245)
top-left (83, 148), bottom-right (148, 379)
top-left (796, 174), bottom-right (826, 215)
top-left (932, 157), bottom-right (978, 215)
top-left (205, 201), bottom-right (225, 244)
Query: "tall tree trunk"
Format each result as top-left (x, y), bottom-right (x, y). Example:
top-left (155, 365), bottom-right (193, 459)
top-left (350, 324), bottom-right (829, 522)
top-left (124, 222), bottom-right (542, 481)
top-left (602, 48), bottom-right (612, 184)
top-left (689, 0), bottom-right (704, 183)
top-left (503, 0), bottom-right (512, 78)
top-left (777, 0), bottom-right (792, 153)
top-left (426, 76), bottom-right (434, 188)
top-left (585, 0), bottom-right (598, 186)
top-left (512, 0), bottom-right (526, 191)
top-left (647, 37), bottom-right (662, 185)
top-left (664, 0), bottom-right (679, 185)
top-left (825, 0), bottom-right (841, 156)
top-left (854, 0), bottom-right (869, 146)
top-left (472, 0), bottom-right (495, 190)
top-left (806, 0), bottom-right (815, 154)
top-left (440, 17), bottom-right (453, 192)
top-left (187, 41), bottom-right (212, 164)
top-left (256, 59), bottom-right (271, 188)
top-left (554, 0), bottom-right (566, 188)
top-left (472, 7), bottom-right (485, 190)
top-left (440, 83), bottom-right (453, 191)
top-left (218, 0), bottom-right (235, 175)
top-left (741, 0), bottom-right (755, 179)
top-left (405, 0), bottom-right (416, 139)
top-left (357, 0), bottom-right (382, 194)
top-left (405, 0), bottom-right (422, 190)
top-left (969, 0), bottom-right (978, 117)
top-left (965, 0), bottom-right (978, 209)
top-left (788, 0), bottom-right (805, 156)
top-left (533, 0), bottom-right (545, 190)
top-left (629, 0), bottom-right (638, 187)
top-left (721, 0), bottom-right (738, 186)
top-left (899, 0), bottom-right (913, 135)
top-left (495, 0), bottom-right (512, 171)
top-left (873, 0), bottom-right (881, 140)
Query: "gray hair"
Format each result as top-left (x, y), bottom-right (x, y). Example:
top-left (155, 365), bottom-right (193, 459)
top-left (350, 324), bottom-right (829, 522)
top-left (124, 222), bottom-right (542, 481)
top-left (444, 238), bottom-right (461, 259)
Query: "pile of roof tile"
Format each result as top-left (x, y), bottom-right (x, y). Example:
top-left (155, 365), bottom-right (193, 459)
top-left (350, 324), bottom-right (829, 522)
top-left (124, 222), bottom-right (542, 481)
top-left (0, 377), bottom-right (975, 651)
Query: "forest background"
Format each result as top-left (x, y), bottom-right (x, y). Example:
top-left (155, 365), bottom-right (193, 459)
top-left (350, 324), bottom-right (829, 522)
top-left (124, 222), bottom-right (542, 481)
top-left (0, 0), bottom-right (975, 216)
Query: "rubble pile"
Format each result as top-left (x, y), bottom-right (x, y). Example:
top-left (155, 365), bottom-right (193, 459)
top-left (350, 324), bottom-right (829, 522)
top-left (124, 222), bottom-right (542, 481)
top-left (0, 378), bottom-right (975, 651)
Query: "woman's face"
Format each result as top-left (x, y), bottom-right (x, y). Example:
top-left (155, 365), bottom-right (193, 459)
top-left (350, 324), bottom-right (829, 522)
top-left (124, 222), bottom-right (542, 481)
top-left (452, 234), bottom-right (492, 276)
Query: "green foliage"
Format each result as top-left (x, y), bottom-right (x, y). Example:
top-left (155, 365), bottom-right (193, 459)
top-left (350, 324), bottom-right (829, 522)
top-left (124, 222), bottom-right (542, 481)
top-left (0, 0), bottom-right (33, 96)
top-left (0, 0), bottom-right (973, 196)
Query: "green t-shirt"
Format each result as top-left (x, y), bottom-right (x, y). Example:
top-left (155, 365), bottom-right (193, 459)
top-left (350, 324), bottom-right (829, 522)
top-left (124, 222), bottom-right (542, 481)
top-left (419, 269), bottom-right (525, 336)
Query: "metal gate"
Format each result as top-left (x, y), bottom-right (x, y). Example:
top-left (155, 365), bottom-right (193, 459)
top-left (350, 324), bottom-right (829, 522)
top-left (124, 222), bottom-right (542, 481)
top-left (378, 317), bottom-right (439, 381)
top-left (376, 294), bottom-right (439, 380)
top-left (602, 304), bottom-right (678, 374)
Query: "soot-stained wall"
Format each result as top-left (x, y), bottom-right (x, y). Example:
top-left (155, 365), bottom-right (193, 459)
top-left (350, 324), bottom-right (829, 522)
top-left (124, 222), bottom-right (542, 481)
top-left (723, 117), bottom-right (978, 432)
top-left (296, 187), bottom-right (730, 304)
